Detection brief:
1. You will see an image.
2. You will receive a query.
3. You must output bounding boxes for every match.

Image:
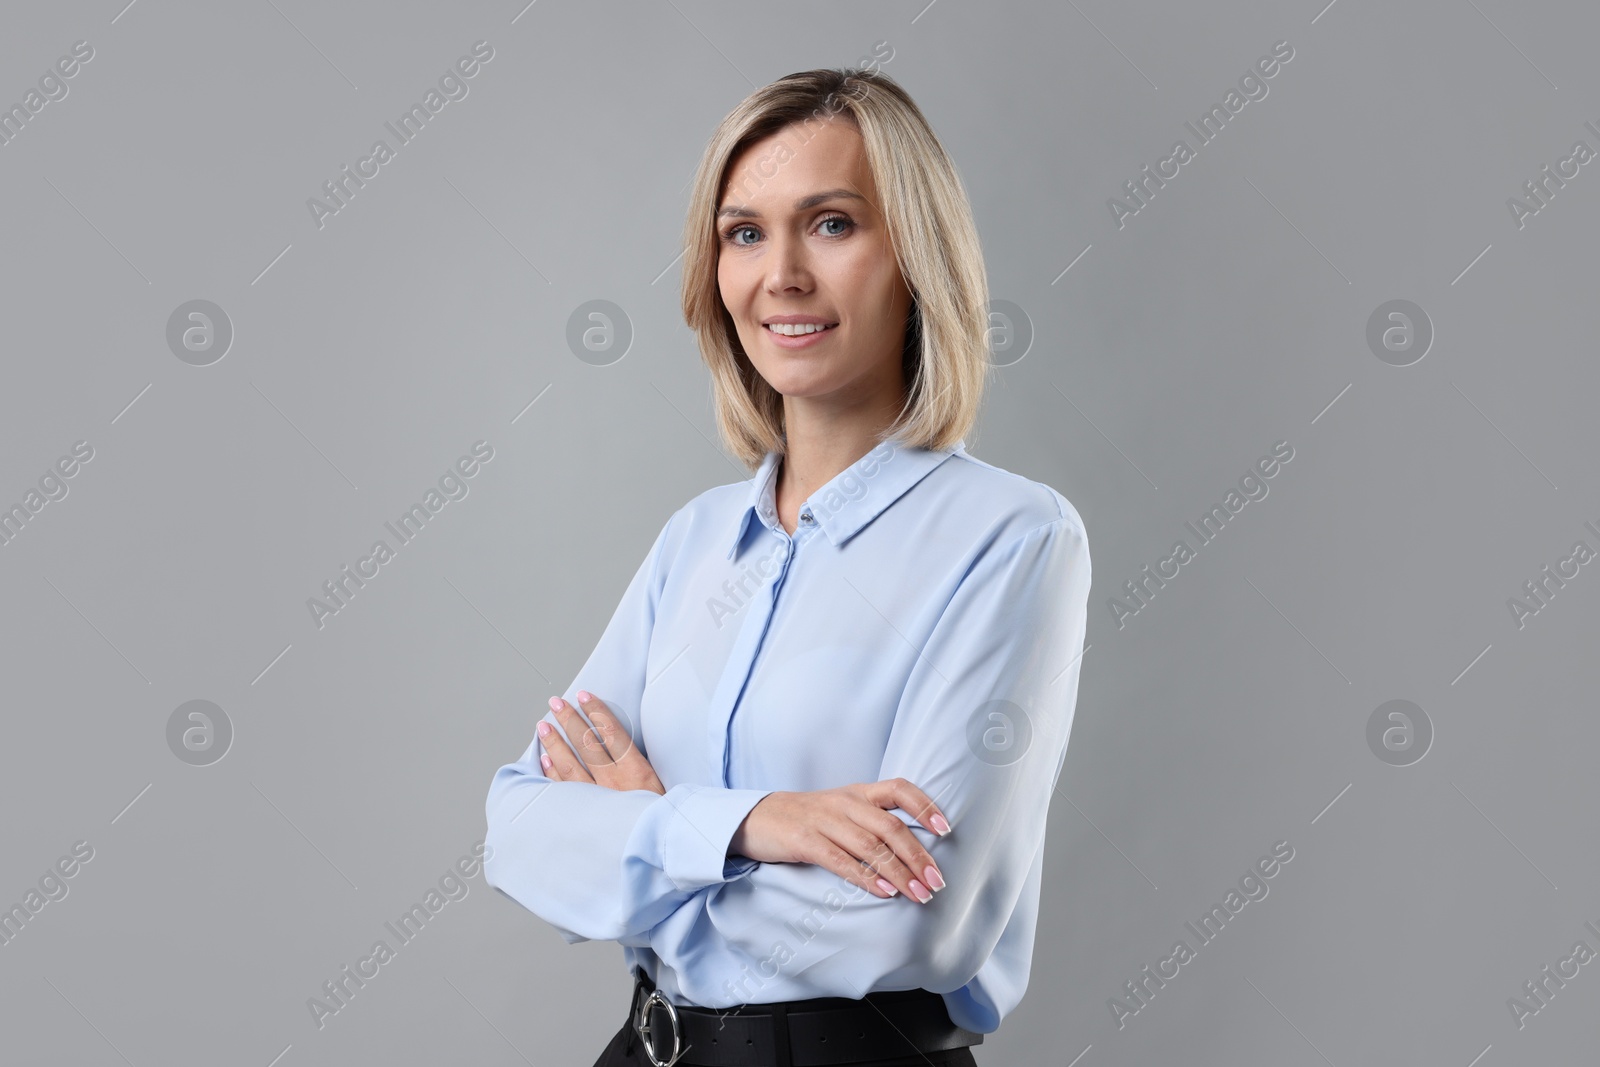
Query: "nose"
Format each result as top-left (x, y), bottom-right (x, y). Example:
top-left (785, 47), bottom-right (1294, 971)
top-left (764, 228), bottom-right (812, 294)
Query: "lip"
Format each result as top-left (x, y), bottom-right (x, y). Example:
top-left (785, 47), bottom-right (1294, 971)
top-left (761, 320), bottom-right (838, 350)
top-left (762, 314), bottom-right (837, 325)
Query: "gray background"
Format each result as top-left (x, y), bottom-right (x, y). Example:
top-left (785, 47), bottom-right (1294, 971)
top-left (2, 0), bottom-right (1596, 1064)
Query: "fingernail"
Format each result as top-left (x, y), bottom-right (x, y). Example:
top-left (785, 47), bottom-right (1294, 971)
top-left (924, 865), bottom-right (944, 891)
top-left (548, 696), bottom-right (562, 712)
top-left (931, 813), bottom-right (951, 836)
top-left (577, 690), bottom-right (591, 704)
top-left (537, 721), bottom-right (550, 737)
top-left (909, 879), bottom-right (931, 903)
top-left (540, 754), bottom-right (552, 770)
top-left (875, 878), bottom-right (898, 897)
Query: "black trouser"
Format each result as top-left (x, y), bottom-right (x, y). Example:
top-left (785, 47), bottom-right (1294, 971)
top-left (591, 1016), bottom-right (980, 1066)
top-left (590, 992), bottom-right (982, 1067)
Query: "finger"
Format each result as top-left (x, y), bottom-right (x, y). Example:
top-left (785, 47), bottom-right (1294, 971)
top-left (576, 693), bottom-right (664, 792)
top-left (573, 692), bottom-right (639, 770)
top-left (856, 857), bottom-right (899, 898)
top-left (548, 696), bottom-right (612, 774)
top-left (812, 811), bottom-right (924, 903)
top-left (850, 831), bottom-right (911, 899)
top-left (810, 834), bottom-right (899, 900)
top-left (835, 811), bottom-right (939, 904)
top-left (537, 715), bottom-right (594, 785)
top-left (881, 778), bottom-right (952, 839)
top-left (864, 807), bottom-right (944, 902)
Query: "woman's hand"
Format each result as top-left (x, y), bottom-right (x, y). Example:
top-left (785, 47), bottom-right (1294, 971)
top-left (537, 691), bottom-right (666, 796)
top-left (729, 782), bottom-right (952, 904)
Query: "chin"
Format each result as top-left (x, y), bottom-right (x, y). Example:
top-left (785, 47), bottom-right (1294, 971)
top-left (753, 364), bottom-right (842, 397)
top-left (762, 372), bottom-right (835, 395)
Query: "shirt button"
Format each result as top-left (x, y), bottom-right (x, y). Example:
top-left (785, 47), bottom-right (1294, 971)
top-left (800, 509), bottom-right (814, 524)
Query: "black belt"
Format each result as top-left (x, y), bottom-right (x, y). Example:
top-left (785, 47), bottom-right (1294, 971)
top-left (627, 967), bottom-right (984, 1066)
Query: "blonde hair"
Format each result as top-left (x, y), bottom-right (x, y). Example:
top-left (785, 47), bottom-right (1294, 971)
top-left (680, 67), bottom-right (992, 470)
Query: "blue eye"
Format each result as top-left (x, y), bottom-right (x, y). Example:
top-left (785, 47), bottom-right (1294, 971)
top-left (719, 214), bottom-right (856, 247)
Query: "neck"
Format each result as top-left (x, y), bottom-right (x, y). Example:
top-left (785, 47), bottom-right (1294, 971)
top-left (777, 392), bottom-right (905, 505)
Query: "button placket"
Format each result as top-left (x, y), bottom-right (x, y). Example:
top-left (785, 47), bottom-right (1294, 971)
top-left (707, 523), bottom-right (795, 784)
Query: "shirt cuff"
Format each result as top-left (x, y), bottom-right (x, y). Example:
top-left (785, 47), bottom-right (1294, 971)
top-left (723, 856), bottom-right (760, 879)
top-left (659, 784), bottom-right (773, 891)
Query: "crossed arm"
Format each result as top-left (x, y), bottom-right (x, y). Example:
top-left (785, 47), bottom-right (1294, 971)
top-left (534, 688), bottom-right (952, 905)
top-left (483, 514), bottom-right (1089, 1018)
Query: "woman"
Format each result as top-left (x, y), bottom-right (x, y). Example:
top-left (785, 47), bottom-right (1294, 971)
top-left (483, 67), bottom-right (1091, 1067)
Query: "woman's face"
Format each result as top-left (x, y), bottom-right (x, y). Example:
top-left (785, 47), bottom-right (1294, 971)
top-left (716, 117), bottom-right (913, 412)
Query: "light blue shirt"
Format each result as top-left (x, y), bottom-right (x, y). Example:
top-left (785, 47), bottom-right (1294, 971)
top-left (482, 437), bottom-right (1091, 1034)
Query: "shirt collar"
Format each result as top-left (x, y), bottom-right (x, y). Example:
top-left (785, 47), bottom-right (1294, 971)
top-left (726, 438), bottom-right (966, 560)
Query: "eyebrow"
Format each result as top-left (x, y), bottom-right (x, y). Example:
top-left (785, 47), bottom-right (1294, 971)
top-left (716, 188), bottom-right (867, 220)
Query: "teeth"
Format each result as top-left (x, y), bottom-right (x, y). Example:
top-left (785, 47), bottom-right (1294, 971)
top-left (765, 322), bottom-right (835, 336)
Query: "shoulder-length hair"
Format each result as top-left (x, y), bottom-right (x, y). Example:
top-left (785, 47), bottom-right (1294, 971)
top-left (680, 67), bottom-right (991, 471)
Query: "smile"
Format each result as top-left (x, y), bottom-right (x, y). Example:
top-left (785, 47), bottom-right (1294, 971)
top-left (762, 322), bottom-right (837, 350)
top-left (763, 322), bottom-right (838, 336)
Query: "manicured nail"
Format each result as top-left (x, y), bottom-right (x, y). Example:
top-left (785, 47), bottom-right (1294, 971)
top-left (540, 754), bottom-right (552, 770)
top-left (909, 880), bottom-right (931, 903)
top-left (577, 690), bottom-right (592, 704)
top-left (875, 878), bottom-right (898, 897)
top-left (924, 865), bottom-right (945, 891)
top-left (548, 696), bottom-right (562, 712)
top-left (537, 721), bottom-right (551, 737)
top-left (931, 813), bottom-right (951, 836)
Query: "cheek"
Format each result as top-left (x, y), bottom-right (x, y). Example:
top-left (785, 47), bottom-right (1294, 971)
top-left (838, 269), bottom-right (899, 332)
top-left (839, 245), bottom-right (899, 299)
top-left (718, 257), bottom-right (754, 308)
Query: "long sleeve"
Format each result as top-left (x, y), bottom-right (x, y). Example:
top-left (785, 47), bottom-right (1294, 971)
top-left (483, 509), bottom-right (775, 946)
top-left (643, 515), bottom-right (1090, 1032)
